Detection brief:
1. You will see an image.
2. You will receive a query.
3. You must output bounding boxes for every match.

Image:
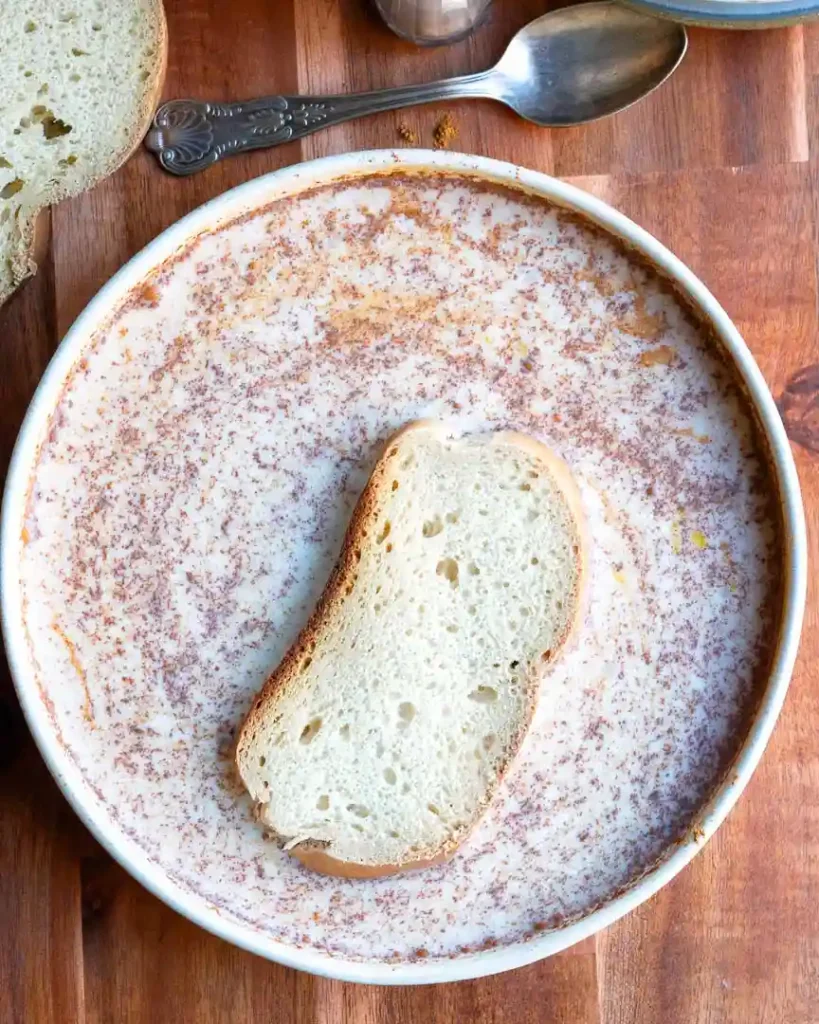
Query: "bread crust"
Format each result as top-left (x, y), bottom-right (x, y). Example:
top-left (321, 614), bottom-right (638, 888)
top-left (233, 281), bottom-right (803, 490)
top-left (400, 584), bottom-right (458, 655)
top-left (236, 420), bottom-right (587, 878)
top-left (290, 843), bottom-right (449, 879)
top-left (1, 0), bottom-right (168, 306)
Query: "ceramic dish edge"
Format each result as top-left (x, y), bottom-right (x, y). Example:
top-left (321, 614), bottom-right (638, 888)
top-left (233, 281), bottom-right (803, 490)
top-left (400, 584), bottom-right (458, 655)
top-left (0, 148), bottom-right (807, 984)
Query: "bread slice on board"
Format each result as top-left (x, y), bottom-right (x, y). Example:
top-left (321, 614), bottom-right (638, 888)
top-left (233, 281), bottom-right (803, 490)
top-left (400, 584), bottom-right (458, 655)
top-left (0, 0), bottom-right (167, 305)
top-left (236, 421), bottom-right (586, 878)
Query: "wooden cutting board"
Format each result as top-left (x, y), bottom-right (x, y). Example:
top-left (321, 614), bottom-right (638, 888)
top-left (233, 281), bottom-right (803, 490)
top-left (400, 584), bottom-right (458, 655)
top-left (1, 1), bottom-right (817, 1021)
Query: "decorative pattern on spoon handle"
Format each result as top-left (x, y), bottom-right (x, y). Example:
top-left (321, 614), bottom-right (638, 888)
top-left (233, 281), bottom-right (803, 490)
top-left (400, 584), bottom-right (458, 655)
top-left (144, 97), bottom-right (340, 175)
top-left (145, 76), bottom-right (495, 176)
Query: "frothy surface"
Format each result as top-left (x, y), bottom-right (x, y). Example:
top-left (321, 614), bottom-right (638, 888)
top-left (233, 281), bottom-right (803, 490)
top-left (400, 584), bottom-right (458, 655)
top-left (16, 172), bottom-right (780, 962)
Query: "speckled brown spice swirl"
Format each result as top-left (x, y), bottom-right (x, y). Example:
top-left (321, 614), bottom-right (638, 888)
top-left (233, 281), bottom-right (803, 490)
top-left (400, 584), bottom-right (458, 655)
top-left (15, 170), bottom-right (782, 964)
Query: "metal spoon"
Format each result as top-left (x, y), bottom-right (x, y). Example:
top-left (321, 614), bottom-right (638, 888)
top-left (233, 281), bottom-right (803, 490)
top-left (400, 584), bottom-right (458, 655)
top-left (145, 3), bottom-right (687, 176)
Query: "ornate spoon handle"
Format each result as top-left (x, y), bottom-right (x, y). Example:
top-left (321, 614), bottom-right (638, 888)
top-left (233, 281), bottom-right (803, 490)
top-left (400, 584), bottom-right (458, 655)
top-left (145, 73), bottom-right (495, 176)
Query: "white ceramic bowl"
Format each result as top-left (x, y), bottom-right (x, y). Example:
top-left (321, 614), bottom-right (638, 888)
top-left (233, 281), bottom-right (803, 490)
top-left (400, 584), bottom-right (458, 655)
top-left (0, 150), bottom-right (806, 983)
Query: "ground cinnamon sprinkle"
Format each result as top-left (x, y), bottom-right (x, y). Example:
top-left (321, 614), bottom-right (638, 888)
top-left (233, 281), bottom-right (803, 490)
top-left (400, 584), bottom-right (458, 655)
top-left (397, 121), bottom-right (418, 144)
top-left (639, 344), bottom-right (676, 367)
top-left (136, 282), bottom-right (160, 307)
top-left (432, 112), bottom-right (458, 149)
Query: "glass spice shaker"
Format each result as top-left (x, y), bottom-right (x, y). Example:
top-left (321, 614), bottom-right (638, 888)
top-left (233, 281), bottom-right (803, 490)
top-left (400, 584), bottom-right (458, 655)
top-left (374, 0), bottom-right (493, 45)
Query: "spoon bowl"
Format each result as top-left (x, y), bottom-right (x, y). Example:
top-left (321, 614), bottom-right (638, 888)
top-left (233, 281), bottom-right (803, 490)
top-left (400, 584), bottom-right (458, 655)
top-left (146, 3), bottom-right (688, 176)
top-left (494, 4), bottom-right (688, 126)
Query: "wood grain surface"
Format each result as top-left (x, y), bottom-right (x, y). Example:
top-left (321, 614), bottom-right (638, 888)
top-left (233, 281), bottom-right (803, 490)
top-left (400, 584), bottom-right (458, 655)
top-left (2, 1), bottom-right (818, 1021)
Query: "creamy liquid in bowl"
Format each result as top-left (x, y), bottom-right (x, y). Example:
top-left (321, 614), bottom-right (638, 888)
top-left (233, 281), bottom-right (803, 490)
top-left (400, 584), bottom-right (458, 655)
top-left (15, 172), bottom-right (780, 962)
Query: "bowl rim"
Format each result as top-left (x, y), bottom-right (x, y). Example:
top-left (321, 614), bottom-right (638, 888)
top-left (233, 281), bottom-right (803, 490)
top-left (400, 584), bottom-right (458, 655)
top-left (0, 148), bottom-right (807, 984)
top-left (622, 0), bottom-right (819, 26)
